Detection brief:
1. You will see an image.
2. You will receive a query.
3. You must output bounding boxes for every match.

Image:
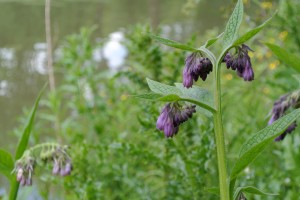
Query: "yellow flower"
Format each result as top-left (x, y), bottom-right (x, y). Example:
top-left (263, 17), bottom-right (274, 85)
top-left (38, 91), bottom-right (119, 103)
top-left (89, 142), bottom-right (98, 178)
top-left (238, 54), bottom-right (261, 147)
top-left (120, 94), bottom-right (128, 101)
top-left (261, 2), bottom-right (273, 9)
top-left (266, 51), bottom-right (272, 58)
top-left (268, 60), bottom-right (280, 70)
top-left (279, 31), bottom-right (288, 40)
top-left (263, 87), bottom-right (270, 94)
top-left (225, 73), bottom-right (233, 80)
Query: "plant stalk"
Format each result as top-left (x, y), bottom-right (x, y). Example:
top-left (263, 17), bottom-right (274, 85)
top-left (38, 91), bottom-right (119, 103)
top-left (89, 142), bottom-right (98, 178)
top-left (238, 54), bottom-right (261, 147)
top-left (213, 62), bottom-right (229, 200)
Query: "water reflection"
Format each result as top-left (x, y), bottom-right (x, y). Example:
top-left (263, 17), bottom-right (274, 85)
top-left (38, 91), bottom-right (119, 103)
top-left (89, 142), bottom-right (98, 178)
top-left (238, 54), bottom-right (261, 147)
top-left (103, 31), bottom-right (127, 70)
top-left (0, 48), bottom-right (15, 68)
top-left (31, 43), bottom-right (47, 74)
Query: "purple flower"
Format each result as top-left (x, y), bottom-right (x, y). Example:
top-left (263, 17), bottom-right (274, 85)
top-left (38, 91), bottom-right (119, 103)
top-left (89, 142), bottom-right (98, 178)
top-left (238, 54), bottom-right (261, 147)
top-left (268, 92), bottom-right (300, 141)
top-left (156, 103), bottom-right (196, 137)
top-left (52, 148), bottom-right (73, 177)
top-left (52, 159), bottom-right (60, 175)
top-left (183, 53), bottom-right (213, 88)
top-left (223, 44), bottom-right (254, 81)
top-left (13, 158), bottom-right (35, 186)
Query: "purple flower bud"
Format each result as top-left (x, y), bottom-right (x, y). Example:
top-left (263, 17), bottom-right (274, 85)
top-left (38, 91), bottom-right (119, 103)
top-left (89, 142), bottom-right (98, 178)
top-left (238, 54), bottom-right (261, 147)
top-left (223, 44), bottom-right (254, 81)
top-left (26, 177), bottom-right (32, 186)
top-left (156, 103), bottom-right (196, 137)
top-left (20, 176), bottom-right (26, 186)
top-left (242, 57), bottom-right (254, 81)
top-left (60, 163), bottom-right (72, 176)
top-left (17, 168), bottom-right (23, 182)
top-left (268, 92), bottom-right (300, 141)
top-left (156, 104), bottom-right (171, 130)
top-left (183, 53), bottom-right (213, 88)
top-left (52, 160), bottom-right (60, 175)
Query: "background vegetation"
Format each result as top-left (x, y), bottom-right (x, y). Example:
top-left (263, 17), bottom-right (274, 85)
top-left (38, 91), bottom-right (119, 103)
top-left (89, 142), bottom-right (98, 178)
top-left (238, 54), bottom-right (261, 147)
top-left (1, 0), bottom-right (300, 199)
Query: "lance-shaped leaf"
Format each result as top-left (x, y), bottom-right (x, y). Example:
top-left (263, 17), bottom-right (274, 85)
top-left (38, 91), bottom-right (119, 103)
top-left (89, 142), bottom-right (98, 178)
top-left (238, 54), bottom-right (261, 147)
top-left (0, 149), bottom-right (14, 181)
top-left (146, 78), bottom-right (182, 96)
top-left (175, 83), bottom-right (214, 107)
top-left (230, 108), bottom-right (300, 180)
top-left (10, 83), bottom-right (47, 200)
top-left (146, 78), bottom-right (216, 113)
top-left (132, 93), bottom-right (181, 102)
top-left (15, 83), bottom-right (47, 159)
top-left (233, 12), bottom-right (276, 46)
top-left (146, 33), bottom-right (197, 51)
top-left (233, 186), bottom-right (278, 200)
top-left (222, 0), bottom-right (243, 48)
top-left (175, 83), bottom-right (214, 116)
top-left (204, 32), bottom-right (223, 48)
top-left (132, 93), bottom-right (163, 100)
top-left (265, 43), bottom-right (300, 73)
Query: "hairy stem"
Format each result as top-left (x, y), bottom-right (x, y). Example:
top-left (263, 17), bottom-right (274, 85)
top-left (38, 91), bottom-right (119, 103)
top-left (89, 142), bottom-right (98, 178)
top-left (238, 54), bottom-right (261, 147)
top-left (213, 62), bottom-right (229, 200)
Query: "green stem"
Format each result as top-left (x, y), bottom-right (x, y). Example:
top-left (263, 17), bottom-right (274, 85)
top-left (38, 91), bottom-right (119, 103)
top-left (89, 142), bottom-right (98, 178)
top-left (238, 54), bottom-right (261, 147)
top-left (213, 62), bottom-right (229, 200)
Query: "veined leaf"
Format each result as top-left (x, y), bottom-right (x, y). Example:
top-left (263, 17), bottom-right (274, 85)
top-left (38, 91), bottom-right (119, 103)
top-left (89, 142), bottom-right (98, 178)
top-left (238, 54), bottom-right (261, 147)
top-left (175, 83), bottom-right (214, 107)
top-left (222, 0), bottom-right (243, 48)
top-left (132, 93), bottom-right (181, 102)
top-left (233, 186), bottom-right (278, 200)
top-left (233, 12), bottom-right (276, 46)
top-left (158, 94), bottom-right (181, 102)
top-left (0, 149), bottom-right (14, 181)
top-left (146, 78), bottom-right (182, 96)
top-left (146, 33), bottom-right (197, 51)
top-left (145, 78), bottom-right (216, 113)
top-left (175, 83), bottom-right (215, 115)
top-left (230, 109), bottom-right (300, 180)
top-left (204, 32), bottom-right (223, 48)
top-left (265, 43), bottom-right (300, 73)
top-left (132, 93), bottom-right (163, 100)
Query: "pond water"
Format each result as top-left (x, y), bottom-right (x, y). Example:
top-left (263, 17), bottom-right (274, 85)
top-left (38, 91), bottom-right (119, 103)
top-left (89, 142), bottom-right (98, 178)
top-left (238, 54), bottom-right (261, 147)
top-left (0, 0), bottom-right (229, 194)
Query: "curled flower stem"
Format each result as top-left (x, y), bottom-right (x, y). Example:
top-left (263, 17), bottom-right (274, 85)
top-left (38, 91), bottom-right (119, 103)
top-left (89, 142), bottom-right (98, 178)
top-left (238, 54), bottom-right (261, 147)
top-left (179, 99), bottom-right (216, 114)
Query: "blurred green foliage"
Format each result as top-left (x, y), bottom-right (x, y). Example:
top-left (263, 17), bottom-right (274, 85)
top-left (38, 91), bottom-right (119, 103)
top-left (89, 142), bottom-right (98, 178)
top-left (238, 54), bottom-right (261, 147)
top-left (3, 0), bottom-right (300, 199)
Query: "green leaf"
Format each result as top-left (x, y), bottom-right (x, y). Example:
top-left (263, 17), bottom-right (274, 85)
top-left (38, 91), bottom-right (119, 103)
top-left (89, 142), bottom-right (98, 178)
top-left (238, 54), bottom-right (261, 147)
top-left (146, 78), bottom-right (182, 96)
top-left (230, 109), bottom-right (300, 180)
top-left (222, 0), bottom-right (243, 48)
top-left (158, 94), bottom-right (181, 102)
top-left (265, 43), bottom-right (300, 72)
top-left (233, 13), bottom-right (276, 46)
top-left (10, 83), bottom-right (47, 200)
top-left (204, 187), bottom-right (220, 196)
top-left (146, 33), bottom-right (197, 51)
top-left (15, 83), bottom-right (47, 159)
top-left (233, 186), bottom-right (278, 200)
top-left (132, 93), bottom-right (163, 100)
top-left (0, 148), bottom-right (14, 181)
top-left (132, 93), bottom-right (181, 102)
top-left (175, 83), bottom-right (214, 108)
top-left (204, 32), bottom-right (223, 48)
top-left (145, 78), bottom-right (216, 113)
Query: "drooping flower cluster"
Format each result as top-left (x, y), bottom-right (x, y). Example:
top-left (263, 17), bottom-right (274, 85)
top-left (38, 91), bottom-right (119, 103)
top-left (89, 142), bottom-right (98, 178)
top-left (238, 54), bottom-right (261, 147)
top-left (14, 157), bottom-right (35, 186)
top-left (268, 91), bottom-right (300, 141)
top-left (51, 146), bottom-right (73, 176)
top-left (156, 103), bottom-right (196, 137)
top-left (13, 143), bottom-right (72, 186)
top-left (223, 44), bottom-right (254, 81)
top-left (183, 52), bottom-right (213, 88)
